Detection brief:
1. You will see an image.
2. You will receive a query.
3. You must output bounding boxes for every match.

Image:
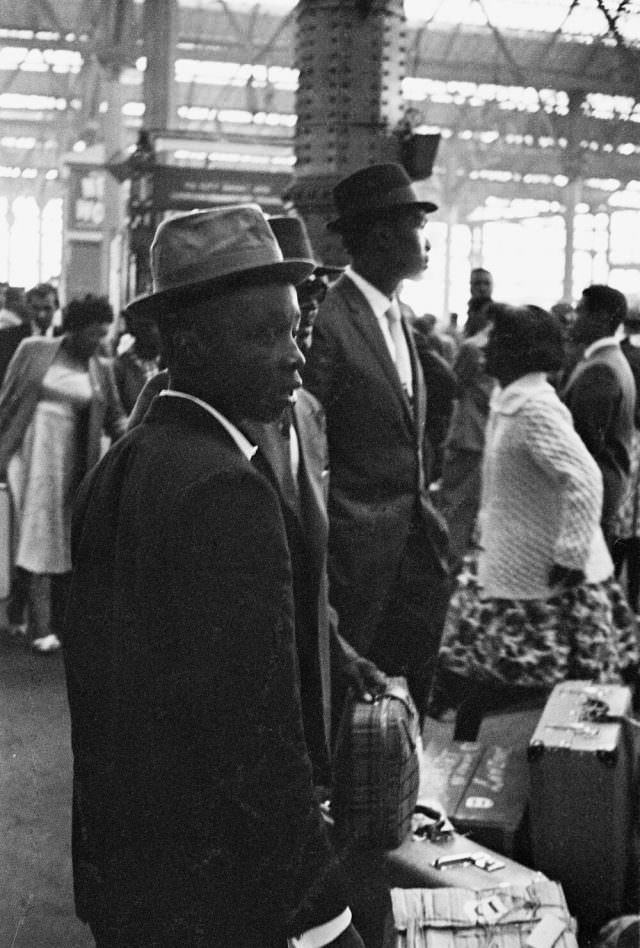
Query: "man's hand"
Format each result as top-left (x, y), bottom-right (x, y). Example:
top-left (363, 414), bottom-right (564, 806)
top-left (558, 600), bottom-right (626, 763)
top-left (342, 656), bottom-right (388, 703)
top-left (327, 922), bottom-right (366, 948)
top-left (548, 563), bottom-right (585, 589)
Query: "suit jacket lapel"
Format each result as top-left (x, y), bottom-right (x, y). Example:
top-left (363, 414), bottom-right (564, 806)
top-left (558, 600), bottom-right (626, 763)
top-left (340, 277), bottom-right (415, 425)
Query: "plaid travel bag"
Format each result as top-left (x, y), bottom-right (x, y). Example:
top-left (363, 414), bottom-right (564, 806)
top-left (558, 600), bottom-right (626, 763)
top-left (332, 676), bottom-right (420, 848)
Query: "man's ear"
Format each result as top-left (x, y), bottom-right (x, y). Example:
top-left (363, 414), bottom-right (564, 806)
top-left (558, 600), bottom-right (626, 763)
top-left (372, 218), bottom-right (397, 252)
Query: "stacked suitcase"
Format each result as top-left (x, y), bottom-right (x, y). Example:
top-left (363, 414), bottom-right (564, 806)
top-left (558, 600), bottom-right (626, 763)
top-left (421, 733), bottom-right (531, 859)
top-left (527, 681), bottom-right (638, 933)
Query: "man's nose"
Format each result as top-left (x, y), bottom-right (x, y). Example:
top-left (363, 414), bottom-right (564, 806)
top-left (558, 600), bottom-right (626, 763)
top-left (285, 332), bottom-right (306, 372)
top-left (423, 236), bottom-right (431, 253)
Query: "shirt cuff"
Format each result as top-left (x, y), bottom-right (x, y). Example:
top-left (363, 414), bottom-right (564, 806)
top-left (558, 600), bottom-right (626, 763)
top-left (288, 908), bottom-right (352, 948)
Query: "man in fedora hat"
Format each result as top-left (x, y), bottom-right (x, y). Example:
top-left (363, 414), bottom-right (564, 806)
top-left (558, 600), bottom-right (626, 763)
top-left (125, 213), bottom-right (386, 789)
top-left (63, 205), bottom-right (364, 948)
top-left (304, 163), bottom-right (451, 716)
top-left (269, 215), bottom-right (343, 355)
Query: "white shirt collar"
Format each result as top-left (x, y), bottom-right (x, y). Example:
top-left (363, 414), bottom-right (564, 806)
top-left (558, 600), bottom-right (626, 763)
top-left (158, 389), bottom-right (257, 460)
top-left (345, 265), bottom-right (392, 320)
top-left (584, 335), bottom-right (620, 359)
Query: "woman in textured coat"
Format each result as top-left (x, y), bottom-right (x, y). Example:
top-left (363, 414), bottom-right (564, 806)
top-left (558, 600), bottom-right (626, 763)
top-left (0, 295), bottom-right (126, 651)
top-left (435, 304), bottom-right (638, 738)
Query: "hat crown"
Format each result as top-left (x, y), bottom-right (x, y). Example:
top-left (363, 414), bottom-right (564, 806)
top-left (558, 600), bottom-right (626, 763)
top-left (328, 162), bottom-right (438, 232)
top-left (268, 216), bottom-right (315, 263)
top-left (151, 204), bottom-right (285, 293)
top-left (334, 162), bottom-right (413, 208)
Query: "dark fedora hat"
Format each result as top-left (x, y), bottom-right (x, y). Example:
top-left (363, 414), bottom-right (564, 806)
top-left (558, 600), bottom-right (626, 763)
top-left (327, 162), bottom-right (438, 233)
top-left (268, 216), bottom-right (344, 278)
top-left (126, 204), bottom-right (315, 320)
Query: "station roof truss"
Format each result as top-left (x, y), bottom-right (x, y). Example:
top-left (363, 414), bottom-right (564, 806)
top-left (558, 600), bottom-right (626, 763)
top-left (1, 0), bottom-right (640, 215)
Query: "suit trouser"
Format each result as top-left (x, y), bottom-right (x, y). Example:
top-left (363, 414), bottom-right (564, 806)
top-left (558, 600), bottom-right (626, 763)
top-left (367, 523), bottom-right (451, 716)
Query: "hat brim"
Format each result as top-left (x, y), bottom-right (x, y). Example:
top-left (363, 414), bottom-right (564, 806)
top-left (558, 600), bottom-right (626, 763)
top-left (327, 200), bottom-right (438, 233)
top-left (125, 259), bottom-right (315, 320)
top-left (314, 264), bottom-right (345, 278)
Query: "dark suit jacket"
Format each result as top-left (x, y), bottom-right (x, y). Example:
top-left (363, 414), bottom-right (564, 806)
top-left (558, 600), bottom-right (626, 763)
top-left (563, 342), bottom-right (636, 529)
top-left (128, 379), bottom-right (359, 783)
top-left (63, 395), bottom-right (346, 947)
top-left (248, 392), bottom-right (363, 778)
top-left (303, 274), bottom-right (450, 656)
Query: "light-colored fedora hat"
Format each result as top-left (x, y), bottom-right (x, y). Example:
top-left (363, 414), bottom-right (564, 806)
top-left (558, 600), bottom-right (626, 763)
top-left (327, 162), bottom-right (438, 233)
top-left (268, 215), bottom-right (344, 279)
top-left (126, 203), bottom-right (315, 319)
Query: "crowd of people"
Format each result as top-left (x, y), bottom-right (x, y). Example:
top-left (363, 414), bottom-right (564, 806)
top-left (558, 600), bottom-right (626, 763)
top-left (0, 162), bottom-right (639, 945)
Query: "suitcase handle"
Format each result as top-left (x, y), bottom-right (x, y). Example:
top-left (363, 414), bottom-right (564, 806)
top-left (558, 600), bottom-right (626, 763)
top-left (379, 679), bottom-right (418, 719)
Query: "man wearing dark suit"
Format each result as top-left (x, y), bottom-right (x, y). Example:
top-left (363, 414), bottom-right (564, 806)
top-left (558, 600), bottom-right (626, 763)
top-left (304, 163), bottom-right (451, 715)
top-left (125, 211), bottom-right (387, 785)
top-left (63, 205), bottom-right (364, 948)
top-left (563, 284), bottom-right (636, 544)
top-left (128, 373), bottom-right (386, 786)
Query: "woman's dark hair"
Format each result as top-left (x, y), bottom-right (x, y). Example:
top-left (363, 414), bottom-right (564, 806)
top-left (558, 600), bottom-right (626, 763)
top-left (62, 294), bottom-right (113, 333)
top-left (490, 304), bottom-right (565, 376)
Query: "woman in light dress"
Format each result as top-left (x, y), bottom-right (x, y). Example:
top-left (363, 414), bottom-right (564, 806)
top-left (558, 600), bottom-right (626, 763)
top-left (0, 295), bottom-right (126, 651)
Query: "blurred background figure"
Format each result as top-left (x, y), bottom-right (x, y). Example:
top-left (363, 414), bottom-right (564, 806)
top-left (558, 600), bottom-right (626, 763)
top-left (0, 286), bottom-right (28, 383)
top-left (25, 283), bottom-right (58, 336)
top-left (434, 304), bottom-right (638, 738)
top-left (268, 215), bottom-right (342, 355)
top-left (437, 298), bottom-right (497, 571)
top-left (443, 311), bottom-right (462, 355)
top-left (412, 312), bottom-right (456, 364)
top-left (0, 294), bottom-right (126, 651)
top-left (113, 309), bottom-right (163, 414)
top-left (611, 303), bottom-right (640, 614)
top-left (411, 314), bottom-right (457, 483)
top-left (466, 267), bottom-right (493, 336)
top-left (563, 284), bottom-right (635, 547)
top-left (550, 300), bottom-right (580, 390)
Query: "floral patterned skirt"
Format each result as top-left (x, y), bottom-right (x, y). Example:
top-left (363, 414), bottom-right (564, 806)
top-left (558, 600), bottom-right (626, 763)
top-left (436, 556), bottom-right (639, 691)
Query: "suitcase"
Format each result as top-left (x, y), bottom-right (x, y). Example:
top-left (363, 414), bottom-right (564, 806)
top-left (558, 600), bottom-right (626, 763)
top-left (332, 676), bottom-right (420, 848)
top-left (343, 827), bottom-right (547, 948)
top-left (384, 825), bottom-right (543, 890)
top-left (421, 735), bottom-right (531, 859)
top-left (453, 742), bottom-right (530, 859)
top-left (527, 681), bottom-right (636, 933)
top-left (420, 736), bottom-right (483, 816)
top-left (0, 483), bottom-right (11, 599)
top-left (382, 881), bottom-right (578, 948)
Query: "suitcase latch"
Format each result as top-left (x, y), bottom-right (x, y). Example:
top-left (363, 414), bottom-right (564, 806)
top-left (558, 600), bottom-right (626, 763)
top-left (431, 851), bottom-right (506, 872)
